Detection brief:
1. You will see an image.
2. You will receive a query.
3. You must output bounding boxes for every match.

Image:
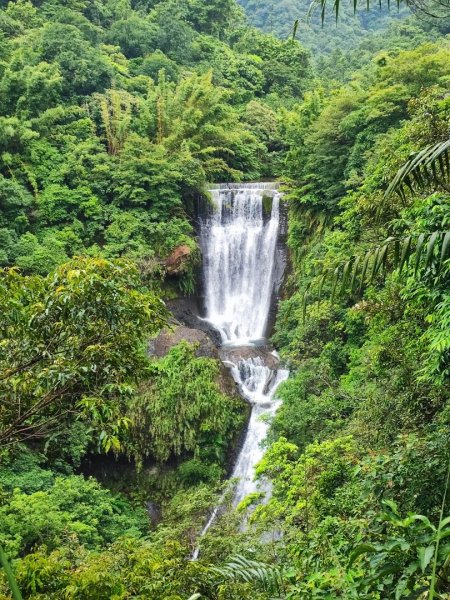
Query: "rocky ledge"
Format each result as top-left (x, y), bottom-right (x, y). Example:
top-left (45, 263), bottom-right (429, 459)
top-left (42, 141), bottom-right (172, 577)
top-left (219, 345), bottom-right (280, 371)
top-left (149, 325), bottom-right (217, 359)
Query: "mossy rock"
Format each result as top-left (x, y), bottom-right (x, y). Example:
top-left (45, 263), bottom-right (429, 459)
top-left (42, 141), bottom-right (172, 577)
top-left (262, 193), bottom-right (273, 219)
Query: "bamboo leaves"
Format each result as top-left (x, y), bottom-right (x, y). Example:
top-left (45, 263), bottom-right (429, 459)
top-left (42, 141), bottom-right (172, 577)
top-left (301, 231), bottom-right (450, 321)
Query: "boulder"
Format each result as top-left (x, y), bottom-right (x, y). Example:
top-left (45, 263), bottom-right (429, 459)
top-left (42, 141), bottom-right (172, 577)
top-left (146, 500), bottom-right (162, 527)
top-left (164, 244), bottom-right (191, 275)
top-left (166, 297), bottom-right (222, 346)
top-left (262, 192), bottom-right (274, 221)
top-left (219, 345), bottom-right (280, 371)
top-left (149, 325), bottom-right (218, 359)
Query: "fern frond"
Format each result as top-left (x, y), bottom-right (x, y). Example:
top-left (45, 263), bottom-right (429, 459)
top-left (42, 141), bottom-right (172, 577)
top-left (211, 554), bottom-right (285, 596)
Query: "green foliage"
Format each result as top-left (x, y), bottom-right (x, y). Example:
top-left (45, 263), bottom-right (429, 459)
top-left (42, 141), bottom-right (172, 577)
top-left (301, 230), bottom-right (450, 318)
top-left (128, 341), bottom-right (245, 465)
top-left (0, 257), bottom-right (168, 447)
top-left (0, 447), bottom-right (55, 495)
top-left (249, 32), bottom-right (450, 600)
top-left (0, 545), bottom-right (22, 600)
top-left (0, 0), bottom-right (303, 280)
top-left (308, 0), bottom-right (450, 26)
top-left (0, 3), bottom-right (450, 599)
top-left (282, 42), bottom-right (450, 214)
top-left (0, 475), bottom-right (147, 558)
top-left (386, 138), bottom-right (450, 201)
top-left (211, 554), bottom-right (285, 595)
top-left (1, 536), bottom-right (207, 600)
top-left (238, 0), bottom-right (417, 65)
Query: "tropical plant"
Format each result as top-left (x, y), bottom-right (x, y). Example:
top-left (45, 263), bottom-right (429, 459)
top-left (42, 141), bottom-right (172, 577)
top-left (94, 89), bottom-right (138, 156)
top-left (127, 341), bottom-right (245, 465)
top-left (0, 257), bottom-right (167, 447)
top-left (0, 545), bottom-right (22, 600)
top-left (308, 0), bottom-right (450, 24)
top-left (300, 230), bottom-right (450, 321)
top-left (385, 139), bottom-right (450, 201)
top-left (349, 499), bottom-right (450, 598)
top-left (211, 554), bottom-right (286, 596)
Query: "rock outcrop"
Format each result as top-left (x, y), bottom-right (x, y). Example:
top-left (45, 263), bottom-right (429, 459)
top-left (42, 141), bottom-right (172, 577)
top-left (164, 244), bottom-right (191, 275)
top-left (219, 345), bottom-right (280, 371)
top-left (166, 297), bottom-right (222, 346)
top-left (149, 325), bottom-right (217, 359)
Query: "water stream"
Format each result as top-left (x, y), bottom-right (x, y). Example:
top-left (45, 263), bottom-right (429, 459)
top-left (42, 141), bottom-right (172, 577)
top-left (193, 183), bottom-right (288, 557)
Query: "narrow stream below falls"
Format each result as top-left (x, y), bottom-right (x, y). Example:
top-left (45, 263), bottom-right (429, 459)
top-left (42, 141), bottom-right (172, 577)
top-left (193, 182), bottom-right (289, 554)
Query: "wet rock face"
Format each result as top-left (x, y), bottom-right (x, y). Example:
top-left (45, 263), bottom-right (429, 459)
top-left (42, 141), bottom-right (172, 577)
top-left (149, 325), bottom-right (218, 359)
top-left (219, 346), bottom-right (280, 370)
top-left (146, 500), bottom-right (162, 527)
top-left (166, 297), bottom-right (222, 346)
top-left (266, 197), bottom-right (289, 337)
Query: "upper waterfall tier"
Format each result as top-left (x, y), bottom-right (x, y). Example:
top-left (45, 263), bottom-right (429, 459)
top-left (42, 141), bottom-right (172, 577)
top-left (200, 183), bottom-right (282, 345)
top-left (208, 182), bottom-right (281, 191)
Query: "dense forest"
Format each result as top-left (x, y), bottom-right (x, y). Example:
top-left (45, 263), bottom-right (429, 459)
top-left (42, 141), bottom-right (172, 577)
top-left (238, 0), bottom-right (405, 56)
top-left (0, 0), bottom-right (450, 597)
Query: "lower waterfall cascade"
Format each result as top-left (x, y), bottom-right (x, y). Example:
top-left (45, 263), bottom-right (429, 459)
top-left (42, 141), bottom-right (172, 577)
top-left (193, 182), bottom-right (289, 557)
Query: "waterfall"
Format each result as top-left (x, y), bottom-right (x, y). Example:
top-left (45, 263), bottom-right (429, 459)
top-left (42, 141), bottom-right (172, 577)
top-left (193, 183), bottom-right (288, 556)
top-left (201, 184), bottom-right (281, 344)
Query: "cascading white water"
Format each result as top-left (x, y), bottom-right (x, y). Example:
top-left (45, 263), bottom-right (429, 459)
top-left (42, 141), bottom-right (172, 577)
top-left (201, 184), bottom-right (282, 345)
top-left (193, 183), bottom-right (288, 557)
top-left (230, 358), bottom-right (288, 507)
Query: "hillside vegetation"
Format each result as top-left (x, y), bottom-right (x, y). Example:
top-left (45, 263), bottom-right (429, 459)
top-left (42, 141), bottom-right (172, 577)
top-left (239, 0), bottom-right (407, 50)
top-left (0, 0), bottom-right (450, 598)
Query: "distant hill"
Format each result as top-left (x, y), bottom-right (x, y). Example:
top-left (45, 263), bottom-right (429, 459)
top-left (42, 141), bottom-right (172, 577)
top-left (238, 0), bottom-right (409, 56)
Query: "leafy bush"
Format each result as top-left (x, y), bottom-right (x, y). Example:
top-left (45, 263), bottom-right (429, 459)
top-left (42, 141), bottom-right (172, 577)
top-left (128, 342), bottom-right (246, 465)
top-left (0, 475), bottom-right (147, 558)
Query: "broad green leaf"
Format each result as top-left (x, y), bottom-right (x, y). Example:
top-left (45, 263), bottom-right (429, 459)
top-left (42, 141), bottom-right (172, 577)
top-left (399, 236), bottom-right (412, 273)
top-left (440, 231), bottom-right (450, 266)
top-left (349, 543), bottom-right (377, 566)
top-left (418, 545), bottom-right (435, 572)
top-left (414, 233), bottom-right (426, 276)
top-left (425, 231), bottom-right (440, 270)
top-left (350, 255), bottom-right (361, 293)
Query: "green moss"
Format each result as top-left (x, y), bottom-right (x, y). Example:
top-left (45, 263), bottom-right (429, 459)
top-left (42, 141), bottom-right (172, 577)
top-left (262, 193), bottom-right (273, 219)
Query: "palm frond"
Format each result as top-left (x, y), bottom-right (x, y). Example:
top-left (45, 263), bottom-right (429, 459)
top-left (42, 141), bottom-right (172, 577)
top-left (301, 231), bottom-right (450, 321)
top-left (385, 139), bottom-right (450, 201)
top-left (211, 554), bottom-right (285, 596)
top-left (306, 0), bottom-right (448, 25)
